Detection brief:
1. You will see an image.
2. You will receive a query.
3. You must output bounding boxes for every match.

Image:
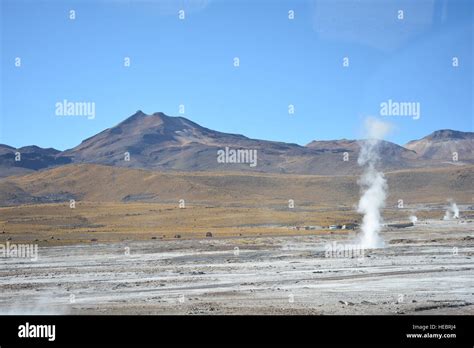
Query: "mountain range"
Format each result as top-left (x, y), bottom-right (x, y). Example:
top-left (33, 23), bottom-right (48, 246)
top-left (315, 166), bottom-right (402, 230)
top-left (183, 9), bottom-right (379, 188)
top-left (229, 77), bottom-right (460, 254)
top-left (1, 111), bottom-right (473, 177)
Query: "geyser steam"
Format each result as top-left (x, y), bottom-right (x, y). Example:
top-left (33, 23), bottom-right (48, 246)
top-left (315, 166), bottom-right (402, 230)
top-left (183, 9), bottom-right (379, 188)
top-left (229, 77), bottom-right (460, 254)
top-left (444, 199), bottom-right (460, 220)
top-left (356, 118), bottom-right (392, 249)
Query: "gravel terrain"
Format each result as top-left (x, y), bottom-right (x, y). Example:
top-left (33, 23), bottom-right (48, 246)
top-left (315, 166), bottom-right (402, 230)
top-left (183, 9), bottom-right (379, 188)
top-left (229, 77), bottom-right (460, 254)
top-left (0, 219), bottom-right (472, 315)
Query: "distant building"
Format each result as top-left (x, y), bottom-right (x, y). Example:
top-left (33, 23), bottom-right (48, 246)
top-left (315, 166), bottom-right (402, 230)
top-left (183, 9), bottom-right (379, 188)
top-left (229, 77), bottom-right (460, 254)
top-left (387, 222), bottom-right (414, 229)
top-left (342, 223), bottom-right (358, 230)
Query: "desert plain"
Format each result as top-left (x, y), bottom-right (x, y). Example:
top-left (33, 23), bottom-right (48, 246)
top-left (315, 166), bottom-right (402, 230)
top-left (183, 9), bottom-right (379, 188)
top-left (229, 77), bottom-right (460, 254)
top-left (0, 165), bottom-right (472, 315)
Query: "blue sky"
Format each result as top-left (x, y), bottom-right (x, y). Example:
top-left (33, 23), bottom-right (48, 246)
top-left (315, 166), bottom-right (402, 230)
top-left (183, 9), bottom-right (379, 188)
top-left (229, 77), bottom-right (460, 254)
top-left (1, 0), bottom-right (472, 150)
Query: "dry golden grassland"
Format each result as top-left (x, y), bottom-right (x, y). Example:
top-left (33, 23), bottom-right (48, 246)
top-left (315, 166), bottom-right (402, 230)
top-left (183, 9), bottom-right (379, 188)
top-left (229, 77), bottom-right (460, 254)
top-left (0, 164), bottom-right (471, 245)
top-left (0, 201), bottom-right (450, 246)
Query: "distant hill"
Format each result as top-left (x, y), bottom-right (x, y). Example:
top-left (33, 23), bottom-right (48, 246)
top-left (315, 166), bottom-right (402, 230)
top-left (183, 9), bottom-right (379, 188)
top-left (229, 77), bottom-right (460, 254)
top-left (306, 138), bottom-right (418, 168)
top-left (0, 144), bottom-right (71, 177)
top-left (0, 111), bottom-right (472, 177)
top-left (56, 111), bottom-right (473, 174)
top-left (0, 163), bottom-right (472, 207)
top-left (60, 110), bottom-right (307, 173)
top-left (405, 130), bottom-right (474, 162)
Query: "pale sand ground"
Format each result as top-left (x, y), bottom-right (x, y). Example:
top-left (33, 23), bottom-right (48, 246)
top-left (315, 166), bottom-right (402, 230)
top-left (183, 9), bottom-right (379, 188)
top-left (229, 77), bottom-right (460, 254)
top-left (0, 219), bottom-right (472, 315)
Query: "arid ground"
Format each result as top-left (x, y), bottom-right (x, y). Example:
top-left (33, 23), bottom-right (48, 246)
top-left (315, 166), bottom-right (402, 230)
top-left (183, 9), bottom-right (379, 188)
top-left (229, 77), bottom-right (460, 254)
top-left (0, 205), bottom-right (472, 315)
top-left (0, 164), bottom-right (472, 314)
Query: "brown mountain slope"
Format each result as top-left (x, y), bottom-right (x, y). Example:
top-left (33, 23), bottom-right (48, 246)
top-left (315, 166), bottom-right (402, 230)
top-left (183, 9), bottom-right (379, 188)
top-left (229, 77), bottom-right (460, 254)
top-left (60, 111), bottom-right (307, 173)
top-left (58, 111), bottom-right (419, 175)
top-left (405, 129), bottom-right (474, 162)
top-left (1, 164), bottom-right (472, 207)
top-left (0, 144), bottom-right (71, 178)
top-left (1, 112), bottom-right (472, 176)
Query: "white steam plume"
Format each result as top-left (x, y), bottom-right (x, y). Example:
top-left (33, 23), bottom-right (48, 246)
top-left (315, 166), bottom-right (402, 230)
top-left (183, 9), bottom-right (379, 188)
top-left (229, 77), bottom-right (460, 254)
top-left (444, 199), bottom-right (460, 220)
top-left (409, 215), bottom-right (418, 224)
top-left (356, 117), bottom-right (392, 249)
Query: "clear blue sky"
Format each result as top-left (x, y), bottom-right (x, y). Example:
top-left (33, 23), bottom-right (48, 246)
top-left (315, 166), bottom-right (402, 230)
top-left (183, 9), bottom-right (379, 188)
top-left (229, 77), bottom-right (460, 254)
top-left (1, 0), bottom-right (472, 150)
